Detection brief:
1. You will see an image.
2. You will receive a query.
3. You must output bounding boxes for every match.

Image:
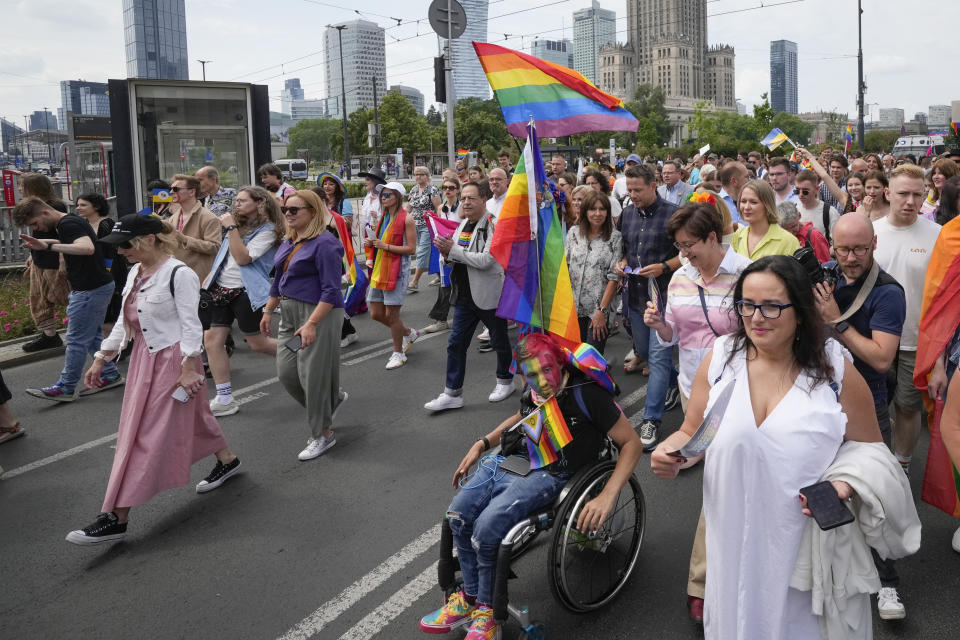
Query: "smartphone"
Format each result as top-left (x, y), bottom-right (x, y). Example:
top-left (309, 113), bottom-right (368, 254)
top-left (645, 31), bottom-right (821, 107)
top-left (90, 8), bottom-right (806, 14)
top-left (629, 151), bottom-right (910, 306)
top-left (284, 334), bottom-right (303, 352)
top-left (799, 481), bottom-right (855, 531)
top-left (498, 455), bottom-right (533, 477)
top-left (171, 386), bottom-right (190, 403)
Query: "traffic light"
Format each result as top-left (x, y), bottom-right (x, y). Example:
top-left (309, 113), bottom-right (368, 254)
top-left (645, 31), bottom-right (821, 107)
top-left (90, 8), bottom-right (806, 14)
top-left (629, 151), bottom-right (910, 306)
top-left (434, 56), bottom-right (446, 104)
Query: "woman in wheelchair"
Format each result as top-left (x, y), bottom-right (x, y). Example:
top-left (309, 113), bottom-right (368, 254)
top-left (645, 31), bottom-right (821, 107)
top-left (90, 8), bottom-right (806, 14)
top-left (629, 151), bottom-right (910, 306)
top-left (419, 332), bottom-right (643, 639)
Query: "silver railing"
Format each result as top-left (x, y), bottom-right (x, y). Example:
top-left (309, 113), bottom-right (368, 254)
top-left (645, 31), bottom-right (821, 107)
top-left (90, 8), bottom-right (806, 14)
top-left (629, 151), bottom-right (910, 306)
top-left (0, 196), bottom-right (118, 264)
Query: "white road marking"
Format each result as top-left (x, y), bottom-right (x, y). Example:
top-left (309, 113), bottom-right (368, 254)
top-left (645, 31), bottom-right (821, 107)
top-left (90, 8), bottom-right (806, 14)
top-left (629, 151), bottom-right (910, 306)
top-left (342, 330), bottom-right (449, 367)
top-left (235, 391), bottom-right (269, 406)
top-left (337, 561), bottom-right (439, 640)
top-left (618, 384), bottom-right (647, 411)
top-left (278, 523), bottom-right (441, 640)
top-left (1, 433), bottom-right (118, 480)
top-left (340, 337), bottom-right (395, 357)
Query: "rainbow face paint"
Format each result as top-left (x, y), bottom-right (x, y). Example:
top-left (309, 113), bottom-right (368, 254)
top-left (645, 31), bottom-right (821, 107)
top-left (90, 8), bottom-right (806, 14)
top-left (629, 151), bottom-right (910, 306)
top-left (520, 353), bottom-right (564, 398)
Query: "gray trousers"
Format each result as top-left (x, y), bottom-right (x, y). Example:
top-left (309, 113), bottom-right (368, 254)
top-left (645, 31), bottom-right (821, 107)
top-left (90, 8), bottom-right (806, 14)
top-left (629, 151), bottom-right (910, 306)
top-left (276, 298), bottom-right (343, 439)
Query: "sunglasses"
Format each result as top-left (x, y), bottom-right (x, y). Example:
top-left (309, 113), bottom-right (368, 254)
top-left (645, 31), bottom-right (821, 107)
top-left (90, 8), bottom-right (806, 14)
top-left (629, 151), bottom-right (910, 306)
top-left (442, 185), bottom-right (459, 191)
top-left (380, 192), bottom-right (396, 198)
top-left (793, 188), bottom-right (812, 196)
top-left (280, 205), bottom-right (312, 215)
top-left (170, 186), bottom-right (190, 193)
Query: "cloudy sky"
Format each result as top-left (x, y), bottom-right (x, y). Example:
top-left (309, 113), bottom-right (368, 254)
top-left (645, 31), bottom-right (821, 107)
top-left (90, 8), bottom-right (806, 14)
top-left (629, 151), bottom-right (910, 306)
top-left (0, 0), bottom-right (951, 127)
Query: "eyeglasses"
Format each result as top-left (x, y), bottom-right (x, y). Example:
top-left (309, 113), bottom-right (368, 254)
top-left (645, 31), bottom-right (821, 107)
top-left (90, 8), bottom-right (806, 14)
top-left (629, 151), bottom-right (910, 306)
top-left (735, 300), bottom-right (794, 319)
top-left (834, 245), bottom-right (870, 257)
top-left (170, 186), bottom-right (188, 192)
top-left (442, 185), bottom-right (459, 191)
top-left (673, 240), bottom-right (700, 251)
top-left (793, 188), bottom-right (812, 196)
top-left (280, 205), bottom-right (312, 215)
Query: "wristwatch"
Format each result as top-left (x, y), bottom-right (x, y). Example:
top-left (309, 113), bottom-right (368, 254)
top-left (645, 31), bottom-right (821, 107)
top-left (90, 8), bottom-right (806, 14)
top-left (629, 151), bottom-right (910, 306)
top-left (835, 321), bottom-right (850, 333)
top-left (223, 225), bottom-right (237, 232)
top-left (661, 261), bottom-right (672, 276)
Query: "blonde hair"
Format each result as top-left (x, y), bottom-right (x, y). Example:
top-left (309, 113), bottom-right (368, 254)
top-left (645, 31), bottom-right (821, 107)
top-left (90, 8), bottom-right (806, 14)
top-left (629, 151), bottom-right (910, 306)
top-left (285, 189), bottom-right (333, 242)
top-left (739, 179), bottom-right (779, 225)
top-left (129, 219), bottom-right (179, 255)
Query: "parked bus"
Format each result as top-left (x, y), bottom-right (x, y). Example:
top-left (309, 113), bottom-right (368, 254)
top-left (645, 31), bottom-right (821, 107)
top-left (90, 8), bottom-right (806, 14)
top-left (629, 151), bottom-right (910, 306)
top-left (274, 158), bottom-right (308, 180)
top-left (892, 134), bottom-right (945, 158)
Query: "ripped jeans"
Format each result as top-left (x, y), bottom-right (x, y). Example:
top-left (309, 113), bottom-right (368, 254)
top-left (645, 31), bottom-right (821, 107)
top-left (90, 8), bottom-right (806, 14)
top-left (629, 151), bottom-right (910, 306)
top-left (446, 455), bottom-right (567, 604)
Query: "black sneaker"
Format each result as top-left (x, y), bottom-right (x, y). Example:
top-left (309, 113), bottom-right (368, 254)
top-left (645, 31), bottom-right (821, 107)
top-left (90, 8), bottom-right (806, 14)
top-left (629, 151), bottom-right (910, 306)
top-left (664, 386), bottom-right (681, 412)
top-left (195, 457), bottom-right (242, 493)
top-left (22, 332), bottom-right (63, 353)
top-left (638, 419), bottom-right (659, 452)
top-left (477, 341), bottom-right (493, 353)
top-left (66, 512), bottom-right (127, 545)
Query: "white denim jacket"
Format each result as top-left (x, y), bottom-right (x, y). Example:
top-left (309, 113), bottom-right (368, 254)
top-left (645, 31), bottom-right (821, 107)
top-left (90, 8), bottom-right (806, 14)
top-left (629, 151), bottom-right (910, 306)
top-left (100, 257), bottom-right (203, 358)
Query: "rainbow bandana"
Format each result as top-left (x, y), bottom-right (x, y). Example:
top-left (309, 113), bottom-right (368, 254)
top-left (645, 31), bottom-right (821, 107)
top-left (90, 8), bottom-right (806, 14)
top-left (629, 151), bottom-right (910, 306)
top-left (563, 343), bottom-right (617, 394)
top-left (368, 209), bottom-right (406, 291)
top-left (522, 395), bottom-right (574, 470)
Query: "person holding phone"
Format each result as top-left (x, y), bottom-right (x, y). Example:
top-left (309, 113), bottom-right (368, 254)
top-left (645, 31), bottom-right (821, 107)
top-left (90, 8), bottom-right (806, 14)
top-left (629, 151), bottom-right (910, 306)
top-left (259, 190), bottom-right (346, 462)
top-left (650, 256), bottom-right (884, 638)
top-left (65, 214), bottom-right (241, 545)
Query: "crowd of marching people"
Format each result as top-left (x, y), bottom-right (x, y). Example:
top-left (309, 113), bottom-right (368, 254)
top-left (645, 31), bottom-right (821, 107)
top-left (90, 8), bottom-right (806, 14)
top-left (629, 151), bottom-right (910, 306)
top-left (3, 140), bottom-right (960, 639)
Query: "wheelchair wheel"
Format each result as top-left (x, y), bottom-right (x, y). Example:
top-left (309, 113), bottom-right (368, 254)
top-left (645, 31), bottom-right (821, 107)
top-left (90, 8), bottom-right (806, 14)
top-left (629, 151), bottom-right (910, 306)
top-left (547, 461), bottom-right (645, 612)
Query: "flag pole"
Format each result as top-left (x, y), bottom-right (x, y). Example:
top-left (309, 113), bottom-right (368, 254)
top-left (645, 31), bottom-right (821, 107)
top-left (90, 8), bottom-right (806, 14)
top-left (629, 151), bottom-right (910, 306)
top-left (529, 115), bottom-right (546, 335)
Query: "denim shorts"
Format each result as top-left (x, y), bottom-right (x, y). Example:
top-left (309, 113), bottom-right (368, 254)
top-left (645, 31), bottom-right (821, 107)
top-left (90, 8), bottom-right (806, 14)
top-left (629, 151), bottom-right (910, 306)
top-left (415, 225), bottom-right (432, 270)
top-left (366, 262), bottom-right (410, 306)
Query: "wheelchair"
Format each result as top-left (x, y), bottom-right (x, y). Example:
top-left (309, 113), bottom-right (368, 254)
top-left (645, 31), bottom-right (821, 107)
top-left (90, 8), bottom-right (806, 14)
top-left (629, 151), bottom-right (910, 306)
top-left (436, 440), bottom-right (645, 639)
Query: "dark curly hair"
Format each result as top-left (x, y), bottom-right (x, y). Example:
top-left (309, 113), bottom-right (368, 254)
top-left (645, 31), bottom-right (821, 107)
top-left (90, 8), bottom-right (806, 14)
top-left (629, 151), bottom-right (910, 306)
top-left (725, 255), bottom-right (834, 389)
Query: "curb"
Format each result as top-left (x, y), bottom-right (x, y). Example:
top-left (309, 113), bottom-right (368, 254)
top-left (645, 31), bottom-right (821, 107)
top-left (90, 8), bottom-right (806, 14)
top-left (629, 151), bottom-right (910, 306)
top-left (0, 332), bottom-right (67, 369)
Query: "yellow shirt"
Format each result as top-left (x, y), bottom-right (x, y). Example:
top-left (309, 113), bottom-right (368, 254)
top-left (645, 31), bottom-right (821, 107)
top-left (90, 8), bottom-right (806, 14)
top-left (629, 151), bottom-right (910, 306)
top-left (731, 223), bottom-right (801, 260)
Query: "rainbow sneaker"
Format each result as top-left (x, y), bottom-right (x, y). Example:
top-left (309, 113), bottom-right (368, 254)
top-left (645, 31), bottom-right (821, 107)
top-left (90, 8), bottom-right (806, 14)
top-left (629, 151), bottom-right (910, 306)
top-left (419, 590), bottom-right (475, 634)
top-left (464, 606), bottom-right (500, 640)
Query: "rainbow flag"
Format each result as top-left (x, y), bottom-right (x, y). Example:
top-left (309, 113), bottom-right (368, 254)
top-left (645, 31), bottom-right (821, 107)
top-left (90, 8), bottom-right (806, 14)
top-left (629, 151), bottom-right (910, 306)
top-left (426, 213), bottom-right (459, 286)
top-left (522, 396), bottom-right (574, 469)
top-left (490, 121), bottom-right (579, 347)
top-left (789, 150), bottom-right (811, 170)
top-left (472, 41), bottom-right (638, 138)
top-left (331, 212), bottom-right (368, 315)
top-left (457, 148), bottom-right (469, 157)
top-left (844, 123), bottom-right (853, 152)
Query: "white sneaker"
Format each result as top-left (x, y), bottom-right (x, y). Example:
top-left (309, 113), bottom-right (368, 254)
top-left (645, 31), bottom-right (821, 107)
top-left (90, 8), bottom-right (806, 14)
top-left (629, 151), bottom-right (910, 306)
top-left (298, 434), bottom-right (336, 461)
top-left (876, 587), bottom-right (906, 620)
top-left (477, 328), bottom-right (490, 341)
top-left (488, 382), bottom-right (515, 402)
top-left (402, 328), bottom-right (420, 353)
top-left (422, 320), bottom-right (449, 334)
top-left (340, 332), bottom-right (359, 348)
top-left (424, 392), bottom-right (465, 412)
top-left (386, 351), bottom-right (407, 370)
top-left (952, 525), bottom-right (960, 553)
top-left (209, 397), bottom-right (239, 417)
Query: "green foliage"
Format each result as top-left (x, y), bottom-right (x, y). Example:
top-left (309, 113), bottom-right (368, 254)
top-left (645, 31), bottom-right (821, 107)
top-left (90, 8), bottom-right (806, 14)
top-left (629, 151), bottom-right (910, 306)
top-left (752, 93), bottom-right (775, 131)
top-left (426, 105), bottom-right (443, 127)
top-left (330, 109), bottom-right (373, 159)
top-left (378, 90), bottom-right (433, 156)
top-left (771, 111), bottom-right (814, 146)
top-left (864, 130), bottom-right (900, 154)
top-left (0, 268), bottom-right (64, 339)
top-left (689, 101), bottom-right (764, 157)
top-left (287, 118), bottom-right (341, 163)
top-left (454, 98), bottom-right (512, 152)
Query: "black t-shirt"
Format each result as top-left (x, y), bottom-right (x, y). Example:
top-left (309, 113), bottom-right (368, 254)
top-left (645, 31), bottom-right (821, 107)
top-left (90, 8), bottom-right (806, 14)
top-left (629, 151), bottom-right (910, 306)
top-left (514, 374), bottom-right (622, 475)
top-left (29, 199), bottom-right (68, 269)
top-left (57, 215), bottom-right (112, 291)
top-left (450, 220), bottom-right (478, 305)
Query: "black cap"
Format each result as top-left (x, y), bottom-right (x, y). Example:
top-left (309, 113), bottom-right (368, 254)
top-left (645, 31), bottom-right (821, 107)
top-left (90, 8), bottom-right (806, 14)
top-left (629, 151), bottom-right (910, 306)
top-left (99, 213), bottom-right (165, 245)
top-left (357, 167), bottom-right (387, 185)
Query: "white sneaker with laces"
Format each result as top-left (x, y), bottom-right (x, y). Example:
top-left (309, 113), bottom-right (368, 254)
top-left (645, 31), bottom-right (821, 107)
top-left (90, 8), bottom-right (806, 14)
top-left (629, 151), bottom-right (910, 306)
top-left (477, 328), bottom-right (490, 341)
top-left (209, 397), bottom-right (239, 417)
top-left (298, 434), bottom-right (336, 461)
top-left (876, 587), bottom-right (906, 620)
top-left (422, 321), bottom-right (449, 334)
top-left (340, 332), bottom-right (359, 348)
top-left (488, 382), bottom-right (515, 403)
top-left (386, 351), bottom-right (407, 370)
top-left (424, 392), bottom-right (464, 412)
top-left (402, 328), bottom-right (420, 353)
top-left (952, 525), bottom-right (960, 553)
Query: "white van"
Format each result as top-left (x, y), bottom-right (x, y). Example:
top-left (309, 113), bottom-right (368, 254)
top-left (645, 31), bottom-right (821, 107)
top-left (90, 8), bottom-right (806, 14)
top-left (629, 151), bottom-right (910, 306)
top-left (274, 158), bottom-right (308, 180)
top-left (892, 135), bottom-right (945, 158)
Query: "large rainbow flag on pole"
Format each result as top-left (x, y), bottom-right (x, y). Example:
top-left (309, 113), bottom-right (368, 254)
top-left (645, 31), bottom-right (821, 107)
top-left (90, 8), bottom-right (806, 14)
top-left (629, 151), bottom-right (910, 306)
top-left (489, 121), bottom-right (579, 347)
top-left (472, 42), bottom-right (638, 138)
top-left (844, 123), bottom-right (853, 153)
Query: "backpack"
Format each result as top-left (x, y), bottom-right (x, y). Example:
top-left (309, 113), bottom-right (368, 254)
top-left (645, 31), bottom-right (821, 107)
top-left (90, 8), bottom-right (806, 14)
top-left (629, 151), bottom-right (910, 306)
top-left (821, 202), bottom-right (832, 245)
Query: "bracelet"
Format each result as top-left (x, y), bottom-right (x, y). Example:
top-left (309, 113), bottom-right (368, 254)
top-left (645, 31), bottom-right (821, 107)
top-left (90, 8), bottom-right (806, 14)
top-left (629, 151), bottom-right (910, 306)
top-left (94, 351), bottom-right (111, 362)
top-left (478, 436), bottom-right (490, 451)
top-left (263, 308), bottom-right (276, 314)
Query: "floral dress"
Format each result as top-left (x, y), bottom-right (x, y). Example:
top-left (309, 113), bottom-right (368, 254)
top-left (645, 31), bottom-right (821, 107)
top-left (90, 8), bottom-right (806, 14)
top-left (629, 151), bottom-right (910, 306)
top-left (565, 226), bottom-right (623, 318)
top-left (407, 184), bottom-right (440, 228)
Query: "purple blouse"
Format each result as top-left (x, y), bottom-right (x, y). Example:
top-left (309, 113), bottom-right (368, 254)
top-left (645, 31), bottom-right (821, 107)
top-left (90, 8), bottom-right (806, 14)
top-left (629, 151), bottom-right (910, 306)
top-left (269, 233), bottom-right (344, 308)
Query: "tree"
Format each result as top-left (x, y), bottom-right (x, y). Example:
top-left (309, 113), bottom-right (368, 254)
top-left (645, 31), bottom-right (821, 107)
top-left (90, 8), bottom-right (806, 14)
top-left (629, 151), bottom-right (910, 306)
top-left (453, 97), bottom-right (512, 153)
top-left (629, 84), bottom-right (672, 145)
top-left (287, 118), bottom-right (341, 163)
top-left (330, 108), bottom-right (372, 159)
top-left (378, 90), bottom-right (431, 155)
top-left (426, 105), bottom-right (443, 127)
top-left (771, 111), bottom-right (815, 146)
top-left (864, 130), bottom-right (900, 154)
top-left (752, 93), bottom-right (775, 133)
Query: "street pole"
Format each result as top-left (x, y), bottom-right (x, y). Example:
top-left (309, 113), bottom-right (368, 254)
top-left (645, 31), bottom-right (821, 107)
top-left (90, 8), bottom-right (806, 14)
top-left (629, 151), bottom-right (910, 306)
top-left (856, 0), bottom-right (865, 151)
top-left (335, 25), bottom-right (352, 180)
top-left (444, 0), bottom-right (456, 170)
top-left (372, 79), bottom-right (381, 168)
top-left (43, 107), bottom-right (53, 165)
top-left (198, 59), bottom-right (211, 81)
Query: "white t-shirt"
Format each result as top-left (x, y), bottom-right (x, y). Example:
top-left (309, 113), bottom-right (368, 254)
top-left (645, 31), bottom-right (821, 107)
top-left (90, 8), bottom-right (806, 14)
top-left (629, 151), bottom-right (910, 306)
top-left (486, 192), bottom-right (506, 219)
top-left (216, 230), bottom-right (276, 289)
top-left (872, 215), bottom-right (941, 350)
top-left (612, 175), bottom-right (627, 201)
top-left (360, 192), bottom-right (381, 231)
top-left (798, 200), bottom-right (839, 239)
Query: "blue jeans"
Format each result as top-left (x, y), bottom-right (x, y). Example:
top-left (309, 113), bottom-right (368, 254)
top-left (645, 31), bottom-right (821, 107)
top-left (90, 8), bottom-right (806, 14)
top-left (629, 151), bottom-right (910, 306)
top-left (627, 304), bottom-right (676, 422)
top-left (59, 282), bottom-right (119, 389)
top-left (415, 225), bottom-right (431, 271)
top-left (445, 299), bottom-right (512, 392)
top-left (447, 455), bottom-right (567, 604)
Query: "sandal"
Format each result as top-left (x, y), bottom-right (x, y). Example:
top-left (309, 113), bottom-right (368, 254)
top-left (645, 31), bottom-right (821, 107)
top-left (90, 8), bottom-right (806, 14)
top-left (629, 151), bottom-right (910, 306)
top-left (0, 421), bottom-right (25, 445)
top-left (623, 357), bottom-right (646, 374)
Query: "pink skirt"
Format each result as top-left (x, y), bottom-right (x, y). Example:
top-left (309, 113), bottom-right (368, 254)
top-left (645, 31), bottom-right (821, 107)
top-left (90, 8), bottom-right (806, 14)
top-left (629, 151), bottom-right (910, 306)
top-left (101, 335), bottom-right (228, 512)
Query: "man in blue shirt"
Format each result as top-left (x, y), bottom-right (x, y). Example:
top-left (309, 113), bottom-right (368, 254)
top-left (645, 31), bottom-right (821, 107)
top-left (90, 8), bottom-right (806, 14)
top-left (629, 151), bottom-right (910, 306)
top-left (717, 162), bottom-right (748, 225)
top-left (814, 212), bottom-right (907, 622)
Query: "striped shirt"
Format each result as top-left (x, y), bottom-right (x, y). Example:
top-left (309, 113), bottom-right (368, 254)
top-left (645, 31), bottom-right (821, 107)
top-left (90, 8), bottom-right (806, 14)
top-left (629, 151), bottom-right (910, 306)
top-left (657, 247), bottom-right (753, 395)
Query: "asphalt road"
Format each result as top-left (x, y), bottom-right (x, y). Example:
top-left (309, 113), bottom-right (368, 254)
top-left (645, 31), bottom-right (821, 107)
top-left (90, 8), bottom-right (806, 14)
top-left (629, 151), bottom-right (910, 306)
top-left (1, 288), bottom-right (958, 640)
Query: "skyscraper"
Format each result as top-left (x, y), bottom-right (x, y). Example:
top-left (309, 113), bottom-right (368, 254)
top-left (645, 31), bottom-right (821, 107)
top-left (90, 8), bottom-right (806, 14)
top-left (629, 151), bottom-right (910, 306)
top-left (573, 0), bottom-right (616, 84)
top-left (442, 0), bottom-right (490, 101)
top-left (389, 85), bottom-right (425, 115)
top-left (627, 0), bottom-right (708, 101)
top-left (60, 80), bottom-right (110, 127)
top-left (324, 20), bottom-right (387, 116)
top-left (281, 78), bottom-right (305, 115)
top-left (29, 110), bottom-right (58, 132)
top-left (530, 39), bottom-right (575, 69)
top-left (122, 0), bottom-right (189, 80)
top-left (770, 40), bottom-right (798, 114)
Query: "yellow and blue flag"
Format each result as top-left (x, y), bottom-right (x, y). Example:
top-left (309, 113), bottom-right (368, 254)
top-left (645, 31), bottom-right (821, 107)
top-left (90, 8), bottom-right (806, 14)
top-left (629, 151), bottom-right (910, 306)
top-left (760, 127), bottom-right (789, 151)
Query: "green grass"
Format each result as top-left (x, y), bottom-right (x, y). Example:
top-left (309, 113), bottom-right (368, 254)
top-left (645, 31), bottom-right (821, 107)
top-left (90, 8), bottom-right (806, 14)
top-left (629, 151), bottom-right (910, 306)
top-left (0, 269), bottom-right (67, 340)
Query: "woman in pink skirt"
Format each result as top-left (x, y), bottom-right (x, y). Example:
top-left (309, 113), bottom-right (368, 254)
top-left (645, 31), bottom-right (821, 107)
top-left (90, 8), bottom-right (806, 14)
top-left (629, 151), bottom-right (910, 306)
top-left (66, 214), bottom-right (242, 546)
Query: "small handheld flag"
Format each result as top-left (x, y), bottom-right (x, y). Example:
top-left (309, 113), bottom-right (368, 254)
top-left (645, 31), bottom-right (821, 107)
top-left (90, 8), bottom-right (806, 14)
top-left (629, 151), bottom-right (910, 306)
top-left (152, 188), bottom-right (172, 203)
top-left (760, 128), bottom-right (790, 151)
top-left (522, 396), bottom-right (574, 469)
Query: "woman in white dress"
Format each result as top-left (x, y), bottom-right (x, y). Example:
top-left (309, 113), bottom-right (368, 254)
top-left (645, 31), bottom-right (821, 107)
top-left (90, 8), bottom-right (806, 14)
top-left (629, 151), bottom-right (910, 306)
top-left (651, 255), bottom-right (882, 639)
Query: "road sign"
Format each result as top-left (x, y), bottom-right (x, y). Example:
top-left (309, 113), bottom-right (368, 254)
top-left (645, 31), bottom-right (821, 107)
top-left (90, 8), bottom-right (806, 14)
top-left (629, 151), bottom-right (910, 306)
top-left (428, 0), bottom-right (467, 39)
